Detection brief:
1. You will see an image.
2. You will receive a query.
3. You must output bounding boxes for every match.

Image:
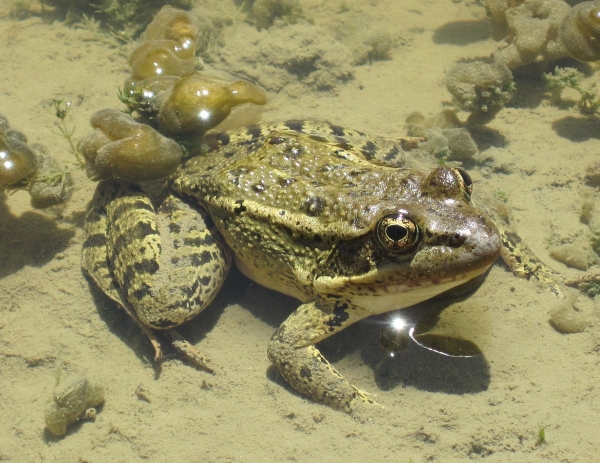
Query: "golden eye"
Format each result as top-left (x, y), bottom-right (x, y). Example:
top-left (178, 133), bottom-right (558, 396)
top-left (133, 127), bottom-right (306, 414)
top-left (376, 214), bottom-right (420, 253)
top-left (452, 167), bottom-right (473, 197)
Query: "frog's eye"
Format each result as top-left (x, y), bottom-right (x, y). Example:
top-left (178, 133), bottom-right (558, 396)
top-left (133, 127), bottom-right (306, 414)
top-left (453, 168), bottom-right (473, 197)
top-left (376, 214), bottom-right (420, 253)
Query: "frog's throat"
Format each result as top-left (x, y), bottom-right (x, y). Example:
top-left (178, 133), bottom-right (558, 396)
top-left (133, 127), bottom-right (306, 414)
top-left (314, 261), bottom-right (495, 315)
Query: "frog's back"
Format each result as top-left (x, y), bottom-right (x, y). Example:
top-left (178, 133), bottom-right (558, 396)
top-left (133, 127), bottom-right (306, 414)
top-left (173, 121), bottom-right (419, 300)
top-left (175, 121), bottom-right (416, 240)
top-left (203, 120), bottom-right (407, 166)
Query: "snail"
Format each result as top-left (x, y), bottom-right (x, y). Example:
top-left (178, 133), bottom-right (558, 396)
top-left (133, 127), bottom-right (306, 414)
top-left (78, 109), bottom-right (183, 182)
top-left (128, 5), bottom-right (199, 81)
top-left (157, 75), bottom-right (267, 136)
top-left (0, 132), bottom-right (37, 188)
top-left (561, 0), bottom-right (600, 61)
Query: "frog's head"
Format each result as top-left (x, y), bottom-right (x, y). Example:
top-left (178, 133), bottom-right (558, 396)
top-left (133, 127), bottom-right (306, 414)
top-left (314, 166), bottom-right (502, 314)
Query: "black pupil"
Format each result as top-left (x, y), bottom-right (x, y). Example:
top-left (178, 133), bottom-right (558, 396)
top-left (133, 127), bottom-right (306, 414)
top-left (386, 224), bottom-right (407, 241)
top-left (458, 169), bottom-right (472, 187)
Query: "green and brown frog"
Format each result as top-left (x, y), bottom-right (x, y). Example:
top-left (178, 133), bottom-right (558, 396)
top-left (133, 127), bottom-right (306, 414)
top-left (78, 6), bottom-right (569, 412)
top-left (82, 116), bottom-right (510, 411)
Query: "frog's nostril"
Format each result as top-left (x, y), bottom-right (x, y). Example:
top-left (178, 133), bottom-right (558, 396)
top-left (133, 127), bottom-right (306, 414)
top-left (448, 233), bottom-right (466, 247)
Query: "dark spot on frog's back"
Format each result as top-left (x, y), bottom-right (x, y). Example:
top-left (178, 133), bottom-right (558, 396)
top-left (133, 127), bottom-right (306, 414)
top-left (124, 221), bottom-right (158, 242)
top-left (152, 318), bottom-right (179, 329)
top-left (284, 120), bottom-right (304, 133)
top-left (300, 366), bottom-right (312, 380)
top-left (111, 199), bottom-right (154, 220)
top-left (216, 132), bottom-right (230, 146)
top-left (133, 259), bottom-right (159, 275)
top-left (246, 125), bottom-right (263, 140)
top-left (82, 233), bottom-right (106, 249)
top-left (269, 136), bottom-right (286, 145)
top-left (183, 235), bottom-right (210, 247)
top-left (190, 250), bottom-right (211, 266)
top-left (328, 124), bottom-right (345, 137)
top-left (361, 141), bottom-right (378, 159)
top-left (233, 200), bottom-right (246, 214)
top-left (325, 301), bottom-right (350, 329)
top-left (384, 145), bottom-right (400, 161)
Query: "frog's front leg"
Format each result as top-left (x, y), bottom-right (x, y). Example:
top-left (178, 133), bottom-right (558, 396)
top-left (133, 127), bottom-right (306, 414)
top-left (267, 301), bottom-right (377, 412)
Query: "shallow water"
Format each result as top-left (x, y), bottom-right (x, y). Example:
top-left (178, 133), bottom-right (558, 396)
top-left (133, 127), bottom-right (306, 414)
top-left (1, 1), bottom-right (599, 462)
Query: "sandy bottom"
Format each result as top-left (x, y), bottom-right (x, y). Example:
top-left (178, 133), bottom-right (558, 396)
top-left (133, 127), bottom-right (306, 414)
top-left (1, 1), bottom-right (599, 462)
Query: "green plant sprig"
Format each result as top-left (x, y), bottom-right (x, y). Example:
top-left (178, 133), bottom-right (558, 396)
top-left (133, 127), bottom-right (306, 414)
top-left (51, 98), bottom-right (85, 169)
top-left (543, 67), bottom-right (600, 115)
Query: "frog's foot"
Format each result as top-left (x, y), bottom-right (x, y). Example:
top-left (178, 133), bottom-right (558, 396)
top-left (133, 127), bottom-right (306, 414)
top-left (565, 273), bottom-right (600, 289)
top-left (165, 329), bottom-right (214, 373)
top-left (478, 195), bottom-right (566, 297)
top-left (269, 342), bottom-right (378, 412)
top-left (267, 301), bottom-right (378, 412)
top-left (500, 239), bottom-right (566, 298)
top-left (122, 302), bottom-right (214, 372)
top-left (110, 295), bottom-right (166, 362)
top-left (142, 325), bottom-right (164, 361)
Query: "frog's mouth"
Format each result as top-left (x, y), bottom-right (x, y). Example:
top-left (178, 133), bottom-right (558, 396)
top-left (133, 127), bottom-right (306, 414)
top-left (357, 264), bottom-right (493, 314)
top-left (313, 258), bottom-right (497, 315)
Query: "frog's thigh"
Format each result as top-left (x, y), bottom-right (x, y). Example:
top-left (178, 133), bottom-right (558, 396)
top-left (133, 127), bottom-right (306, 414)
top-left (82, 182), bottom-right (128, 307)
top-left (106, 189), bottom-right (231, 329)
top-left (267, 302), bottom-right (375, 411)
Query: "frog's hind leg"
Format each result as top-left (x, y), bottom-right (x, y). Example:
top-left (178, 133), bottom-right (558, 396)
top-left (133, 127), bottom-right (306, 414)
top-left (268, 301), bottom-right (378, 412)
top-left (105, 185), bottom-right (231, 328)
top-left (82, 181), bottom-right (167, 362)
top-left (86, 180), bottom-right (230, 371)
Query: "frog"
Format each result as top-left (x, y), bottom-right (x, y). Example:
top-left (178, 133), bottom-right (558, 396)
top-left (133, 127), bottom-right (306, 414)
top-left (82, 119), bottom-right (516, 411)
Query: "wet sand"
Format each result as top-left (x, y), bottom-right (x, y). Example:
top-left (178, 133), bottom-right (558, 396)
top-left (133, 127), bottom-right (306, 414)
top-left (1, 1), bottom-right (599, 462)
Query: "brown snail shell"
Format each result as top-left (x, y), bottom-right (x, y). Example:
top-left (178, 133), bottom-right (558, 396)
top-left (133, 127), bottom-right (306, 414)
top-left (158, 75), bottom-right (267, 136)
top-left (78, 109), bottom-right (183, 182)
top-left (128, 5), bottom-right (198, 82)
top-left (0, 134), bottom-right (38, 187)
top-left (561, 0), bottom-right (600, 61)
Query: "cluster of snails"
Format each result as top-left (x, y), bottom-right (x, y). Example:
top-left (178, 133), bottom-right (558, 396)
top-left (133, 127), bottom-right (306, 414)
top-left (79, 6), bottom-right (267, 182)
top-left (0, 114), bottom-right (72, 208)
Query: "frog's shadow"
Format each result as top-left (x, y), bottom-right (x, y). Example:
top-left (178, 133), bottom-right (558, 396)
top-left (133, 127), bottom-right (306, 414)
top-left (86, 271), bottom-right (234, 369)
top-left (0, 192), bottom-right (75, 279)
top-left (223, 268), bottom-right (491, 396)
top-left (88, 266), bottom-right (490, 394)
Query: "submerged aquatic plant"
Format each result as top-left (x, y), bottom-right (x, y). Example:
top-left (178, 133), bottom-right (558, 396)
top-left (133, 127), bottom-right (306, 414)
top-left (580, 281), bottom-right (600, 298)
top-left (543, 67), bottom-right (600, 115)
top-left (248, 0), bottom-right (303, 29)
top-left (25, 0), bottom-right (193, 41)
top-left (536, 425), bottom-right (546, 446)
top-left (590, 230), bottom-right (600, 256)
